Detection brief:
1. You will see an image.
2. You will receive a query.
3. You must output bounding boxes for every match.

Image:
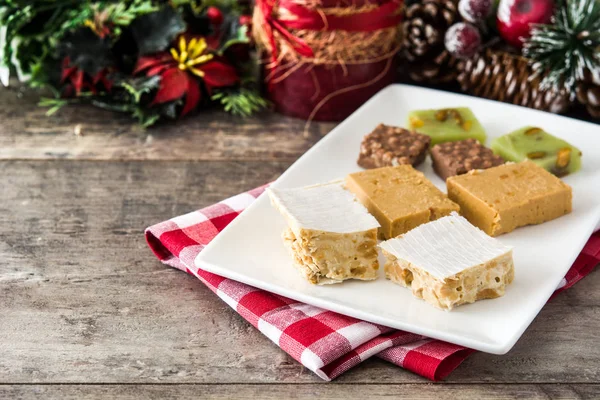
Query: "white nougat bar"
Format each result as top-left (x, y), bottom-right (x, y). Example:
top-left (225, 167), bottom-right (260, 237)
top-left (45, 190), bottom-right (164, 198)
top-left (267, 181), bottom-right (381, 285)
top-left (380, 212), bottom-right (514, 310)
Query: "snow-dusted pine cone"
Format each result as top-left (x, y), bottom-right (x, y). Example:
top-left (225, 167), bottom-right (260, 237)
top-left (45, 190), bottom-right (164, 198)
top-left (576, 68), bottom-right (600, 119)
top-left (457, 49), bottom-right (572, 114)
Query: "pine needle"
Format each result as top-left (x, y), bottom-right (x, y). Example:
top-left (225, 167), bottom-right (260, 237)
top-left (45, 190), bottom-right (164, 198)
top-left (524, 0), bottom-right (600, 92)
top-left (211, 88), bottom-right (269, 117)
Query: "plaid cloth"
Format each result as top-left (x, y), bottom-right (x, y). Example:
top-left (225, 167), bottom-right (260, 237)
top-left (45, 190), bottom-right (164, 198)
top-left (145, 184), bottom-right (600, 381)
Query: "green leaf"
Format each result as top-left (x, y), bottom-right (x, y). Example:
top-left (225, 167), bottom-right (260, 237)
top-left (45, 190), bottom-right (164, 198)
top-left (118, 75), bottom-right (161, 103)
top-left (141, 114), bottom-right (161, 127)
top-left (130, 7), bottom-right (186, 55)
top-left (106, 0), bottom-right (159, 27)
top-left (1, 6), bottom-right (34, 67)
top-left (39, 97), bottom-right (69, 116)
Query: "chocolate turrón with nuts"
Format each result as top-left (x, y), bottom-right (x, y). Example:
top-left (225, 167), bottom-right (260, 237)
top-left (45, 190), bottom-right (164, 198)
top-left (357, 124), bottom-right (431, 169)
top-left (431, 139), bottom-right (504, 181)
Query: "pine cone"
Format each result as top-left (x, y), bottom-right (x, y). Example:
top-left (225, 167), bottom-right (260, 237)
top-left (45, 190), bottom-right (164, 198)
top-left (457, 50), bottom-right (572, 114)
top-left (401, 0), bottom-right (460, 83)
top-left (576, 68), bottom-right (600, 119)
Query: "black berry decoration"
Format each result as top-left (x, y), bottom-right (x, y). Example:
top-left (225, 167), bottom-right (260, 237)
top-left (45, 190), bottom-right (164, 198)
top-left (458, 0), bottom-right (493, 23)
top-left (445, 22), bottom-right (482, 59)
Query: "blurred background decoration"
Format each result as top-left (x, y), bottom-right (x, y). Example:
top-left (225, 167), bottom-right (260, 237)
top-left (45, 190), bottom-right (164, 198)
top-left (1, 0), bottom-right (599, 126)
top-left (0, 0), bottom-right (266, 126)
top-left (400, 0), bottom-right (600, 119)
top-left (251, 0), bottom-right (403, 121)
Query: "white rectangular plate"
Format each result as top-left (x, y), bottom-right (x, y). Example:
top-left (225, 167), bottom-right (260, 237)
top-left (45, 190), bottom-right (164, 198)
top-left (196, 84), bottom-right (600, 354)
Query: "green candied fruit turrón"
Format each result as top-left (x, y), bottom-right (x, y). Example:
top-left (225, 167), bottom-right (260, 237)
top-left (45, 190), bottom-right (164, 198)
top-left (490, 126), bottom-right (582, 177)
top-left (407, 107), bottom-right (486, 146)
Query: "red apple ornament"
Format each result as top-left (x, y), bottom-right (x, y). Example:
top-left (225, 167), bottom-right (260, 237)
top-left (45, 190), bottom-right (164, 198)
top-left (496, 0), bottom-right (554, 48)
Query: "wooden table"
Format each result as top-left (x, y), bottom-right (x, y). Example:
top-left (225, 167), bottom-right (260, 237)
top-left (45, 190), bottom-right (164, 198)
top-left (1, 85), bottom-right (599, 399)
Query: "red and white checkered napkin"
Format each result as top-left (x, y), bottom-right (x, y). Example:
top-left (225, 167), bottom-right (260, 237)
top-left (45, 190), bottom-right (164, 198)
top-left (145, 184), bottom-right (600, 381)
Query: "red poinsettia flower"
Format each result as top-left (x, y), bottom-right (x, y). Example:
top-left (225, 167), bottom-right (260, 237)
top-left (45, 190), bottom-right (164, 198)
top-left (134, 36), bottom-right (239, 116)
top-left (61, 56), bottom-right (113, 97)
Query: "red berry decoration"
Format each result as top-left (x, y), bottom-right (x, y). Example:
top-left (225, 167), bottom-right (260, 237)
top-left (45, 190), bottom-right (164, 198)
top-left (206, 6), bottom-right (224, 26)
top-left (445, 22), bottom-right (482, 59)
top-left (239, 15), bottom-right (252, 27)
top-left (497, 0), bottom-right (554, 48)
top-left (459, 0), bottom-right (493, 23)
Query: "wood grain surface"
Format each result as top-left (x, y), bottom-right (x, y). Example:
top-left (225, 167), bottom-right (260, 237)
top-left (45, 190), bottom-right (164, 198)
top-left (0, 86), bottom-right (332, 161)
top-left (1, 384), bottom-right (600, 400)
top-left (0, 87), bottom-right (598, 399)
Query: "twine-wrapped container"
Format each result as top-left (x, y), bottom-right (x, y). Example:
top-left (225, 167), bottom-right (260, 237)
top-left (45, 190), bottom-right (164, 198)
top-left (253, 0), bottom-right (403, 121)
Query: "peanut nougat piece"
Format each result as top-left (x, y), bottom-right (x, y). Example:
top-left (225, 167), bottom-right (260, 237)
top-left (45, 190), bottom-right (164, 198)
top-left (267, 181), bottom-right (381, 285)
top-left (380, 213), bottom-right (514, 310)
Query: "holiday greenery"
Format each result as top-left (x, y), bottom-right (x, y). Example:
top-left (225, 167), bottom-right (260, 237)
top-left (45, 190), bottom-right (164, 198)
top-left (0, 0), bottom-right (266, 126)
top-left (402, 0), bottom-right (600, 119)
top-left (524, 0), bottom-right (600, 92)
top-left (1, 0), bottom-right (598, 123)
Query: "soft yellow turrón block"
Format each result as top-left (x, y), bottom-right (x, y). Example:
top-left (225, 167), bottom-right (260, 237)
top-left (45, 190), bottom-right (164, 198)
top-left (346, 165), bottom-right (459, 239)
top-left (447, 160), bottom-right (572, 236)
top-left (380, 213), bottom-right (514, 310)
top-left (267, 181), bottom-right (381, 285)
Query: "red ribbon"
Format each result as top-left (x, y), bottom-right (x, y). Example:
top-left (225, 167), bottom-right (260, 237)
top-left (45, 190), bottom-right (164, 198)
top-left (258, 0), bottom-right (403, 63)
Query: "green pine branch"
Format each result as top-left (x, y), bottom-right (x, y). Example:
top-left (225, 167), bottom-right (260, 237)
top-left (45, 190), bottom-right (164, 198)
top-left (211, 88), bottom-right (269, 117)
top-left (524, 0), bottom-right (600, 92)
top-left (118, 75), bottom-right (161, 103)
top-left (106, 0), bottom-right (159, 26)
top-left (38, 97), bottom-right (69, 116)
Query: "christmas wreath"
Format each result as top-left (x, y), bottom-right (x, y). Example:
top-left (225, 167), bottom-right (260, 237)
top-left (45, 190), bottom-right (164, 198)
top-left (1, 0), bottom-right (267, 126)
